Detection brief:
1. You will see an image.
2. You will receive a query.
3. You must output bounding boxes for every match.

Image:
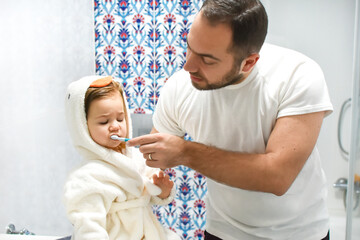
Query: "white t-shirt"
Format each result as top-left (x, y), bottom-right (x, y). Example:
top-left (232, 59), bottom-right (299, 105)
top-left (153, 43), bottom-right (333, 240)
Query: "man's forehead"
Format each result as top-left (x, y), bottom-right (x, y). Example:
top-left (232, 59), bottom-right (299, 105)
top-left (188, 13), bottom-right (233, 56)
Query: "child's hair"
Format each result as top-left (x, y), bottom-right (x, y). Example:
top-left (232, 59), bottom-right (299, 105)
top-left (84, 80), bottom-right (129, 153)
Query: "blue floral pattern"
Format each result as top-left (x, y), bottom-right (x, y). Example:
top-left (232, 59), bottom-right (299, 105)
top-left (95, 1), bottom-right (206, 239)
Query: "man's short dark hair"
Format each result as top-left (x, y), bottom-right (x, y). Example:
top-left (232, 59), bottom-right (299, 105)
top-left (201, 0), bottom-right (268, 58)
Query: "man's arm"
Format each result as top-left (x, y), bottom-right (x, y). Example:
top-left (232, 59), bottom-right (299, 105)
top-left (127, 111), bottom-right (325, 196)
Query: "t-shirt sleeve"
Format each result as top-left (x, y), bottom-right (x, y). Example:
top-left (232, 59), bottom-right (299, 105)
top-left (153, 74), bottom-right (186, 137)
top-left (277, 59), bottom-right (333, 118)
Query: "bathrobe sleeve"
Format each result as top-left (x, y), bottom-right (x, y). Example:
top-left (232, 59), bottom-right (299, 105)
top-left (140, 165), bottom-right (176, 206)
top-left (63, 162), bottom-right (129, 240)
top-left (150, 184), bottom-right (176, 206)
top-left (132, 149), bottom-right (176, 206)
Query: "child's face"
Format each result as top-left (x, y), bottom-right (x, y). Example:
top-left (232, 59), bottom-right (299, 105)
top-left (87, 91), bottom-right (127, 150)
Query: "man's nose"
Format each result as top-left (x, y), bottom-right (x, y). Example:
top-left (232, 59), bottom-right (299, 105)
top-left (183, 50), bottom-right (198, 73)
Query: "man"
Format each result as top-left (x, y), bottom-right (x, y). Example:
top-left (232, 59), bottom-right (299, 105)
top-left (127, 0), bottom-right (333, 239)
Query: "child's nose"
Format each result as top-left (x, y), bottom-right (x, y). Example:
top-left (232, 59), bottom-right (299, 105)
top-left (109, 120), bottom-right (120, 131)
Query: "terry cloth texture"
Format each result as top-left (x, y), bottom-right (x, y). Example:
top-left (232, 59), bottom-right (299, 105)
top-left (63, 76), bottom-right (178, 240)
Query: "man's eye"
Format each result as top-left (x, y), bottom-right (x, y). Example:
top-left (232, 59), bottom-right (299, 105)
top-left (203, 58), bottom-right (216, 65)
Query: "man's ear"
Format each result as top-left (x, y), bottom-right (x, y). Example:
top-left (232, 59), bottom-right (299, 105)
top-left (241, 53), bottom-right (260, 73)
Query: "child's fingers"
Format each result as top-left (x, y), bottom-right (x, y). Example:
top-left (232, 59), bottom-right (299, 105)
top-left (152, 173), bottom-right (158, 182)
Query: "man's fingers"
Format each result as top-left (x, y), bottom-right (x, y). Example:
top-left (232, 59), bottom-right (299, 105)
top-left (146, 159), bottom-right (158, 168)
top-left (126, 134), bottom-right (159, 147)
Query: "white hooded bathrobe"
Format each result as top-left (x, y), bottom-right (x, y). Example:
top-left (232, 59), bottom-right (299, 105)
top-left (63, 76), bottom-right (179, 240)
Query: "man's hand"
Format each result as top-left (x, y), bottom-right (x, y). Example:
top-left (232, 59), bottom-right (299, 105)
top-left (127, 132), bottom-right (187, 169)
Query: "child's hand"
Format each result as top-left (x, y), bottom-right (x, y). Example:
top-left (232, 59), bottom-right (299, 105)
top-left (152, 170), bottom-right (174, 199)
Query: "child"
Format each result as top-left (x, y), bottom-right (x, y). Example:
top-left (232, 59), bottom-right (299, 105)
top-left (63, 76), bottom-right (179, 240)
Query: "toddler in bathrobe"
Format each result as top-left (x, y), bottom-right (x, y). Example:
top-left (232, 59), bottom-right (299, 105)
top-left (63, 75), bottom-right (180, 240)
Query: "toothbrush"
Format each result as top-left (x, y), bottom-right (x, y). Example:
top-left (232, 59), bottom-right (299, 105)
top-left (110, 135), bottom-right (131, 142)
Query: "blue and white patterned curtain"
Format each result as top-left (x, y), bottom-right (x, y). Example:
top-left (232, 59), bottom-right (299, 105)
top-left (94, 1), bottom-right (207, 239)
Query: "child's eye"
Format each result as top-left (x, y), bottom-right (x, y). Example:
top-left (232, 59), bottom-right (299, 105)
top-left (117, 119), bottom-right (123, 122)
top-left (99, 121), bottom-right (108, 125)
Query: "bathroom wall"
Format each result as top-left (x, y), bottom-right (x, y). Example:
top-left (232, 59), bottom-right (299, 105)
top-left (0, 0), bottom-right (95, 236)
top-left (261, 0), bottom-right (359, 217)
top-left (94, 1), bottom-right (207, 239)
top-left (0, 0), bottom-right (357, 238)
top-left (95, 0), bottom-right (201, 114)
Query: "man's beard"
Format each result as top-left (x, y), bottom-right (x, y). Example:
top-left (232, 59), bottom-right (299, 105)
top-left (190, 63), bottom-right (244, 90)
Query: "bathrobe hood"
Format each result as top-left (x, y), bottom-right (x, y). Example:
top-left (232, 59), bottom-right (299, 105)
top-left (65, 75), bottom-right (156, 197)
